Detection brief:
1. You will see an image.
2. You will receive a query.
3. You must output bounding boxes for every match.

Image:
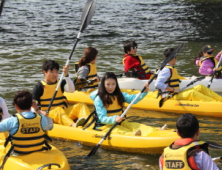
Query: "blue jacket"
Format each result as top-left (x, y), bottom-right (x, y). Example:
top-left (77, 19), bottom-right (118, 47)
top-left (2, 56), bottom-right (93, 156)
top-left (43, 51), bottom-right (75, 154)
top-left (90, 90), bottom-right (148, 125)
top-left (0, 111), bottom-right (49, 135)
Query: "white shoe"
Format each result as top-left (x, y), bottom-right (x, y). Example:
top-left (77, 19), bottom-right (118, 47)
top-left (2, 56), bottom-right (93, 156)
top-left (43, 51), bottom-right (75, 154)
top-left (161, 124), bottom-right (168, 130)
top-left (75, 117), bottom-right (86, 127)
top-left (134, 129), bottom-right (141, 136)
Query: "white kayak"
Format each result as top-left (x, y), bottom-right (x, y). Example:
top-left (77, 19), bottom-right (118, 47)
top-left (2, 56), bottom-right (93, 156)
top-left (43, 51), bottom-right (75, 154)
top-left (118, 76), bottom-right (222, 92)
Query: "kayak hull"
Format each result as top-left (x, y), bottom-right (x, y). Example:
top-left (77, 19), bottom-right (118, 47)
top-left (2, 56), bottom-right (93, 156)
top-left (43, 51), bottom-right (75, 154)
top-left (65, 89), bottom-right (222, 117)
top-left (0, 133), bottom-right (70, 170)
top-left (47, 124), bottom-right (179, 154)
top-left (118, 77), bottom-right (222, 92)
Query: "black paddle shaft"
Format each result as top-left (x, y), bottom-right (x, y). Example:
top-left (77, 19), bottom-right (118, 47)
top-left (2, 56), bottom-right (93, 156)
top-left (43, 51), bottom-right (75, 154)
top-left (46, 0), bottom-right (96, 113)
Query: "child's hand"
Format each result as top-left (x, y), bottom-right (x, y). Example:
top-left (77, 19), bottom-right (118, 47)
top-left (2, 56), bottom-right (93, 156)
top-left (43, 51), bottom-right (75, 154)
top-left (63, 65), bottom-right (69, 77)
top-left (93, 76), bottom-right (100, 82)
top-left (143, 82), bottom-right (149, 92)
top-left (115, 116), bottom-right (125, 123)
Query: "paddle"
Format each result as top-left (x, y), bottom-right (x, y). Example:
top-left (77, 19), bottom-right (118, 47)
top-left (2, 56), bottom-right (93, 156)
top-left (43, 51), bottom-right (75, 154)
top-left (159, 76), bottom-right (205, 108)
top-left (46, 0), bottom-right (96, 113)
top-left (86, 43), bottom-right (185, 158)
top-left (0, 0), bottom-right (5, 16)
top-left (207, 141), bottom-right (222, 149)
top-left (212, 156), bottom-right (222, 162)
top-left (207, 54), bottom-right (222, 88)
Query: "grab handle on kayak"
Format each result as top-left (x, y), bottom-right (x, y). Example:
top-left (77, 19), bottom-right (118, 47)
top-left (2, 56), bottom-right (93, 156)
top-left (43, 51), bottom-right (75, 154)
top-left (37, 163), bottom-right (61, 170)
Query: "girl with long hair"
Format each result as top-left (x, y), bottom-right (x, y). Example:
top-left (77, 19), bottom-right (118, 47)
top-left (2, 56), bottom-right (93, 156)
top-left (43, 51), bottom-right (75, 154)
top-left (90, 72), bottom-right (160, 136)
top-left (74, 47), bottom-right (100, 90)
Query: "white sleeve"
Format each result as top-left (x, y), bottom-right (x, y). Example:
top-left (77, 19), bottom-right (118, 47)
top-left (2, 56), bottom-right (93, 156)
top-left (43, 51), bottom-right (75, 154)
top-left (64, 77), bottom-right (75, 93)
top-left (154, 67), bottom-right (171, 91)
top-left (194, 151), bottom-right (220, 170)
top-left (0, 97), bottom-right (11, 120)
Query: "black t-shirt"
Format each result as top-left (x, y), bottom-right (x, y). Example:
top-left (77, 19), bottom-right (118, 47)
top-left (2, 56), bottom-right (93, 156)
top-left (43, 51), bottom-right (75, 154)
top-left (32, 80), bottom-right (66, 104)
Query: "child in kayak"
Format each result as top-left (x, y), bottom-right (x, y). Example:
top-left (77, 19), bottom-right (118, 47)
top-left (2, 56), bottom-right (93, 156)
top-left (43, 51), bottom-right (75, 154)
top-left (32, 60), bottom-right (90, 128)
top-left (0, 91), bottom-right (51, 155)
top-left (159, 113), bottom-right (219, 170)
top-left (90, 72), bottom-right (165, 136)
top-left (195, 45), bottom-right (222, 78)
top-left (0, 97), bottom-right (11, 121)
top-left (122, 40), bottom-right (153, 79)
top-left (74, 47), bottom-right (100, 91)
top-left (155, 48), bottom-right (222, 102)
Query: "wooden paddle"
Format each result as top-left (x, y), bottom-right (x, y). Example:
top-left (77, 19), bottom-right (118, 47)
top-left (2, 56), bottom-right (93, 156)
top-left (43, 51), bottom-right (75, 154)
top-left (207, 54), bottom-right (222, 88)
top-left (86, 43), bottom-right (185, 158)
top-left (46, 0), bottom-right (96, 113)
top-left (159, 76), bottom-right (205, 108)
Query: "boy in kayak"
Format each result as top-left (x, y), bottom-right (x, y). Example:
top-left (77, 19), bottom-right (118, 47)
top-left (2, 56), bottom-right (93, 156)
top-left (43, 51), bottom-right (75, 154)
top-left (0, 91), bottom-right (51, 155)
top-left (159, 113), bottom-right (219, 170)
top-left (32, 60), bottom-right (90, 128)
top-left (154, 48), bottom-right (222, 102)
top-left (122, 40), bottom-right (153, 79)
top-left (0, 97), bottom-right (11, 121)
top-left (74, 47), bottom-right (100, 91)
top-left (194, 45), bottom-right (222, 78)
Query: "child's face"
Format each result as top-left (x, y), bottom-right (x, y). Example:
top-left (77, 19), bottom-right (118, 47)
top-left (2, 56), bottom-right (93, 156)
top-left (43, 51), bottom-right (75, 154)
top-left (43, 69), bottom-right (59, 84)
top-left (128, 46), bottom-right (137, 55)
top-left (104, 78), bottom-right (116, 94)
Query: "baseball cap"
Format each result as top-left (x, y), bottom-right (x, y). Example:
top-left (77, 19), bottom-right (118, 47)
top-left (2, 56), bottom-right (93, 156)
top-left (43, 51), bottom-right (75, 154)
top-left (201, 45), bottom-right (214, 53)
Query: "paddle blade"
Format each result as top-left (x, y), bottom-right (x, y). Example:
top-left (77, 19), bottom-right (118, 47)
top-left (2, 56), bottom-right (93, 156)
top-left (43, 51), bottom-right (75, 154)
top-left (87, 144), bottom-right (100, 158)
top-left (160, 43), bottom-right (185, 70)
top-left (0, 0), bottom-right (6, 16)
top-left (79, 0), bottom-right (96, 32)
top-left (159, 97), bottom-right (168, 108)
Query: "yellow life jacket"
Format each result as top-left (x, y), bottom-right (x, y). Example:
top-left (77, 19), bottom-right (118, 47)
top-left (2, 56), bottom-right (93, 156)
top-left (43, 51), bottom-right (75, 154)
top-left (106, 96), bottom-right (123, 116)
top-left (122, 54), bottom-right (151, 79)
top-left (74, 62), bottom-right (98, 89)
top-left (5, 113), bottom-right (51, 154)
top-left (94, 96), bottom-right (123, 129)
top-left (163, 141), bottom-right (208, 170)
top-left (199, 56), bottom-right (222, 77)
top-left (40, 80), bottom-right (67, 111)
top-left (165, 66), bottom-right (180, 89)
top-left (0, 107), bottom-right (2, 121)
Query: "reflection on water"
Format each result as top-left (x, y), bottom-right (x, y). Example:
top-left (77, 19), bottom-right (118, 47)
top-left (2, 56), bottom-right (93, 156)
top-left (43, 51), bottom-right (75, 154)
top-left (1, 0), bottom-right (222, 169)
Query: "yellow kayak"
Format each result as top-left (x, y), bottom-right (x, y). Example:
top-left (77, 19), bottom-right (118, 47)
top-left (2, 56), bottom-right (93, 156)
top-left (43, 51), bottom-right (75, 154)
top-left (0, 132), bottom-right (70, 170)
top-left (47, 123), bottom-right (179, 154)
top-left (64, 89), bottom-right (222, 117)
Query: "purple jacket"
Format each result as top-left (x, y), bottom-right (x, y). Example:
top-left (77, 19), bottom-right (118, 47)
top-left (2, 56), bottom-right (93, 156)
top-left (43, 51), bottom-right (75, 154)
top-left (195, 52), bottom-right (221, 75)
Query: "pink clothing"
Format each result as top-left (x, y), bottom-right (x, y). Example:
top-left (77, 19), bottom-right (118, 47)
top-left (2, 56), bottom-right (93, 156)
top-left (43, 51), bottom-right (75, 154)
top-left (195, 52), bottom-right (221, 75)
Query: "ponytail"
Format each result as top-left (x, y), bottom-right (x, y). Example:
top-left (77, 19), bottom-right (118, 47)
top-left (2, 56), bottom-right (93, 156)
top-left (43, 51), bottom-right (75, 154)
top-left (79, 47), bottom-right (98, 67)
top-left (194, 51), bottom-right (203, 64)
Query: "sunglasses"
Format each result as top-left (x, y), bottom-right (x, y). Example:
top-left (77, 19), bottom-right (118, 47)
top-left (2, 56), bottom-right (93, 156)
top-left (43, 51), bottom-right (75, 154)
top-left (132, 46), bottom-right (137, 49)
top-left (207, 51), bottom-right (213, 55)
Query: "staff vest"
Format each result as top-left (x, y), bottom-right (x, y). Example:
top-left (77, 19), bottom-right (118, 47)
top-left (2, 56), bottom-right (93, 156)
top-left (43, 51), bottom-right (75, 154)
top-left (164, 66), bottom-right (180, 89)
top-left (74, 62), bottom-right (98, 89)
top-left (0, 107), bottom-right (2, 121)
top-left (40, 80), bottom-right (67, 111)
top-left (122, 54), bottom-right (151, 79)
top-left (199, 56), bottom-right (222, 77)
top-left (163, 140), bottom-right (209, 170)
top-left (5, 113), bottom-right (51, 154)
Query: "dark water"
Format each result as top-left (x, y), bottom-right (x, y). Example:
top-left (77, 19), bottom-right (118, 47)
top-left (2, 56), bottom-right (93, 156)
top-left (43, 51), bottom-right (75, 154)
top-left (1, 0), bottom-right (222, 169)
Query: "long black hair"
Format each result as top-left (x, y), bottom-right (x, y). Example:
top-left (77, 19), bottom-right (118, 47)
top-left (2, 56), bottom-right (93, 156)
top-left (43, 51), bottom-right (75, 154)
top-left (98, 72), bottom-right (125, 108)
